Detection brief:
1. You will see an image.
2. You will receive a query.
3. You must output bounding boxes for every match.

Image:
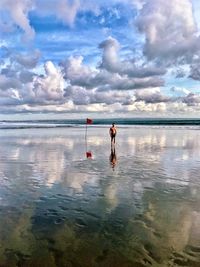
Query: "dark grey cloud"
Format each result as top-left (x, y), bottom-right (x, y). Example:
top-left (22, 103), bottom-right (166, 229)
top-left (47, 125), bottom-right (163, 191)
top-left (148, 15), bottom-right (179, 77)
top-left (121, 65), bottom-right (166, 78)
top-left (0, 74), bottom-right (21, 90)
top-left (12, 50), bottom-right (41, 69)
top-left (19, 70), bottom-right (35, 83)
top-left (174, 68), bottom-right (187, 79)
top-left (97, 76), bottom-right (164, 91)
top-left (189, 63), bottom-right (200, 80)
top-left (134, 88), bottom-right (170, 104)
top-left (64, 85), bottom-right (132, 105)
top-left (1, 66), bottom-right (18, 78)
top-left (99, 37), bottom-right (120, 72)
top-left (182, 93), bottom-right (200, 106)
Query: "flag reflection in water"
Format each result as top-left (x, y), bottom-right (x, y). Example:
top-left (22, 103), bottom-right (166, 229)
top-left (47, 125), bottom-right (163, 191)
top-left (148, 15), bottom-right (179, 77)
top-left (86, 151), bottom-right (92, 158)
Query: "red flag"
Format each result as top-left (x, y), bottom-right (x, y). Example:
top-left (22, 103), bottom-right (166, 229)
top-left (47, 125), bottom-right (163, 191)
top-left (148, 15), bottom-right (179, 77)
top-left (86, 118), bottom-right (93, 124)
top-left (86, 151), bottom-right (92, 158)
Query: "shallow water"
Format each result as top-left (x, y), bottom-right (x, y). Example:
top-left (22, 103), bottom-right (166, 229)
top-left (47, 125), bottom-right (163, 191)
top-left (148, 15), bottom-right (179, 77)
top-left (0, 127), bottom-right (200, 267)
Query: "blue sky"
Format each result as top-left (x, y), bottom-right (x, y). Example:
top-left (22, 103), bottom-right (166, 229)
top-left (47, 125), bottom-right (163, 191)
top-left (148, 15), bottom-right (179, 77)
top-left (1, 0), bottom-right (200, 119)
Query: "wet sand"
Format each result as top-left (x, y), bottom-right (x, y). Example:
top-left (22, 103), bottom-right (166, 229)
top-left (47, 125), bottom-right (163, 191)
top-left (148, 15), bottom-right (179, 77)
top-left (0, 127), bottom-right (200, 266)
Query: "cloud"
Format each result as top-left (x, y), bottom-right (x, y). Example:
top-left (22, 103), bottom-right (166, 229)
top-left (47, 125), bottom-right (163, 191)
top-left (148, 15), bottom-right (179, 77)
top-left (171, 86), bottom-right (191, 97)
top-left (0, 34), bottom-right (199, 115)
top-left (0, 74), bottom-right (21, 90)
top-left (97, 76), bottom-right (164, 91)
top-left (54, 0), bottom-right (81, 26)
top-left (64, 85), bottom-right (133, 105)
top-left (0, 0), bottom-right (99, 40)
top-left (189, 63), bottom-right (200, 80)
top-left (12, 50), bottom-right (41, 69)
top-left (99, 36), bottom-right (120, 72)
top-left (64, 85), bottom-right (91, 105)
top-left (0, 35), bottom-right (167, 114)
top-left (0, 73), bottom-right (23, 105)
top-left (30, 61), bottom-right (65, 103)
top-left (0, 19), bottom-right (15, 33)
top-left (126, 101), bottom-right (167, 113)
top-left (134, 88), bottom-right (170, 103)
top-left (121, 65), bottom-right (166, 79)
top-left (182, 93), bottom-right (200, 106)
top-left (0, 101), bottom-right (74, 113)
top-left (60, 38), bottom-right (165, 92)
top-left (170, 68), bottom-right (188, 79)
top-left (99, 37), bottom-right (167, 78)
top-left (0, 58), bottom-right (66, 106)
top-left (2, 0), bottom-right (200, 116)
top-left (0, 88), bottom-right (22, 105)
top-left (34, 0), bottom-right (81, 26)
top-left (60, 55), bottom-right (97, 88)
top-left (34, 0), bottom-right (101, 26)
top-left (136, 0), bottom-right (200, 64)
top-left (0, 0), bottom-right (35, 40)
top-left (19, 70), bottom-right (35, 83)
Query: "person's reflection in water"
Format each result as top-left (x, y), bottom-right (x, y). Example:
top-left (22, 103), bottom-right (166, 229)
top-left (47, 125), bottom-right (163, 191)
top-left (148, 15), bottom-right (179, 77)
top-left (110, 144), bottom-right (117, 170)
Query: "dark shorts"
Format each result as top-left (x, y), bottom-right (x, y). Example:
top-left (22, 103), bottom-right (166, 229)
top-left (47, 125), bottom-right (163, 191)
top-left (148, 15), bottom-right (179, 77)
top-left (111, 134), bottom-right (116, 138)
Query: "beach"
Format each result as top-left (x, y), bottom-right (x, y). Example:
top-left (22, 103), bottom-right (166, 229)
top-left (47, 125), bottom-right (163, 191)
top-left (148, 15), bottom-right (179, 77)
top-left (0, 126), bottom-right (200, 266)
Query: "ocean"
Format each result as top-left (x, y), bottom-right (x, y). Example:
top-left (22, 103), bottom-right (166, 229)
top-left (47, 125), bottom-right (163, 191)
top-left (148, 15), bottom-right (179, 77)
top-left (0, 123), bottom-right (200, 266)
top-left (1, 118), bottom-right (200, 129)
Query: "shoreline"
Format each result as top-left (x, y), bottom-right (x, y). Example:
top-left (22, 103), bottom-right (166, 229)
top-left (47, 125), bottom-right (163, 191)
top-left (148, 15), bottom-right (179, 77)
top-left (1, 125), bottom-right (200, 130)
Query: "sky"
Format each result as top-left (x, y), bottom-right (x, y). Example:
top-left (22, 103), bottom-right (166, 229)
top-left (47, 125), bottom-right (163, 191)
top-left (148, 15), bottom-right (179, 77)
top-left (1, 0), bottom-right (200, 119)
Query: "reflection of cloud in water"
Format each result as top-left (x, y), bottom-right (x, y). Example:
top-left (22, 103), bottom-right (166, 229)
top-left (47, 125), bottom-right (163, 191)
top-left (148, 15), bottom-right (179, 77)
top-left (9, 147), bottom-right (21, 160)
top-left (62, 172), bottom-right (91, 192)
top-left (140, 190), bottom-right (196, 262)
top-left (17, 137), bottom-right (74, 149)
top-left (127, 133), bottom-right (166, 149)
top-left (24, 141), bottom-right (66, 187)
top-left (189, 212), bottom-right (200, 246)
top-left (125, 129), bottom-right (200, 186)
top-left (105, 183), bottom-right (119, 210)
top-left (88, 136), bottom-right (105, 145)
top-left (182, 153), bottom-right (189, 161)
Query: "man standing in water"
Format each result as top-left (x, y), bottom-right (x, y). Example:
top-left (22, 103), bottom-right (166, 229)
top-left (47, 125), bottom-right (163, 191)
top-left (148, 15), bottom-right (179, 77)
top-left (109, 123), bottom-right (117, 144)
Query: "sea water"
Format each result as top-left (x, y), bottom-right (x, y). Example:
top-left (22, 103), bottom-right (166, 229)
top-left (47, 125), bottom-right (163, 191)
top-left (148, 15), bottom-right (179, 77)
top-left (0, 126), bottom-right (200, 267)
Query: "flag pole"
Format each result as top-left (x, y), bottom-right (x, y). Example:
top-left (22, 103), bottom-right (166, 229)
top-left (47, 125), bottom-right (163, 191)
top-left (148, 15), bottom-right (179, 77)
top-left (85, 120), bottom-right (88, 140)
top-left (85, 119), bottom-right (88, 153)
top-left (85, 118), bottom-right (93, 158)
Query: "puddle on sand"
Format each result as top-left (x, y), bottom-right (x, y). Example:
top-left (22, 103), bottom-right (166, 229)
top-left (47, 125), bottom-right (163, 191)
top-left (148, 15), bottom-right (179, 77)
top-left (0, 127), bottom-right (200, 266)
